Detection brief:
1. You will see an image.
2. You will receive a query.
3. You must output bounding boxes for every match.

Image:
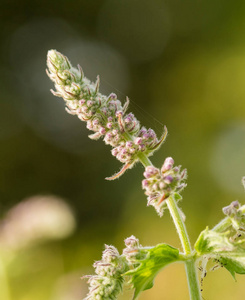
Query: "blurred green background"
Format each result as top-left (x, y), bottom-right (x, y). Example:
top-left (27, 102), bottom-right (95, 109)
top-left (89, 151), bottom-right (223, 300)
top-left (0, 0), bottom-right (245, 299)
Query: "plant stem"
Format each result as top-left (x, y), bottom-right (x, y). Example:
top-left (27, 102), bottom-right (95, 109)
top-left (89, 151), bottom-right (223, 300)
top-left (166, 196), bottom-right (191, 254)
top-left (212, 216), bottom-right (231, 232)
top-left (185, 259), bottom-right (202, 300)
top-left (138, 154), bottom-right (202, 300)
top-left (166, 196), bottom-right (201, 300)
top-left (137, 152), bottom-right (153, 167)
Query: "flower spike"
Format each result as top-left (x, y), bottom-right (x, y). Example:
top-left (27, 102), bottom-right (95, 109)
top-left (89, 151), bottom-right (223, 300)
top-left (47, 49), bottom-right (168, 179)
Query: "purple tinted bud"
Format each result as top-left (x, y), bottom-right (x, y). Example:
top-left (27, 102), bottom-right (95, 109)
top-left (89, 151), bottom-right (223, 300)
top-left (222, 200), bottom-right (240, 216)
top-left (124, 235), bottom-right (140, 248)
top-left (106, 132), bottom-right (113, 139)
top-left (108, 93), bottom-right (117, 100)
top-left (127, 113), bottom-right (134, 118)
top-left (99, 127), bottom-right (106, 135)
top-left (114, 134), bottom-right (121, 142)
top-left (126, 141), bottom-right (133, 148)
top-left (76, 108), bottom-right (82, 114)
top-left (142, 179), bottom-right (149, 188)
top-left (102, 245), bottom-right (119, 262)
top-left (161, 157), bottom-right (174, 172)
top-left (87, 100), bottom-right (94, 107)
top-left (148, 129), bottom-right (156, 138)
top-left (107, 122), bottom-right (113, 129)
top-left (111, 148), bottom-right (118, 156)
top-left (93, 119), bottom-right (99, 126)
top-left (118, 145), bottom-right (124, 152)
top-left (87, 120), bottom-right (93, 129)
top-left (146, 166), bottom-right (158, 175)
top-left (79, 99), bottom-right (86, 105)
top-left (121, 149), bottom-right (128, 155)
top-left (135, 137), bottom-right (143, 145)
top-left (143, 133), bottom-right (150, 140)
top-left (112, 129), bottom-right (118, 136)
top-left (139, 127), bottom-right (147, 136)
top-left (165, 157), bottom-right (174, 165)
top-left (143, 171), bottom-right (150, 178)
top-left (117, 153), bottom-right (127, 162)
top-left (116, 110), bottom-right (123, 117)
top-left (138, 144), bottom-right (146, 152)
top-left (81, 106), bottom-right (88, 113)
top-left (124, 117), bottom-right (132, 124)
top-left (144, 166), bottom-right (158, 178)
top-left (164, 175), bottom-right (173, 184)
top-left (107, 116), bottom-right (113, 122)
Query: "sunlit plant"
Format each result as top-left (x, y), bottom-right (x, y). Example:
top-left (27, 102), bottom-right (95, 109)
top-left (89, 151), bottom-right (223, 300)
top-left (47, 50), bottom-right (245, 300)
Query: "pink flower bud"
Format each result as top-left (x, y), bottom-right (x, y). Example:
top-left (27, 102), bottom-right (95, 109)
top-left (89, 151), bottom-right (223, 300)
top-left (135, 137), bottom-right (143, 145)
top-left (79, 99), bottom-right (86, 105)
top-left (142, 179), bottom-right (149, 188)
top-left (87, 100), bottom-right (94, 107)
top-left (164, 175), bottom-right (173, 184)
top-left (99, 127), bottom-right (106, 135)
top-left (111, 148), bottom-right (118, 156)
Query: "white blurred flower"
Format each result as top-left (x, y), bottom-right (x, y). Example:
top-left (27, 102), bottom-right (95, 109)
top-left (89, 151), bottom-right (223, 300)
top-left (0, 195), bottom-right (76, 251)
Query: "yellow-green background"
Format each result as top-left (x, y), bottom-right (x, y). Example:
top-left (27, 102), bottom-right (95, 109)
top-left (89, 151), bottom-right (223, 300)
top-left (1, 0), bottom-right (245, 299)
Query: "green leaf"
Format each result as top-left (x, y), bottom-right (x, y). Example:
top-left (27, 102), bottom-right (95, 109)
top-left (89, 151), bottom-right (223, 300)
top-left (195, 227), bottom-right (234, 254)
top-left (218, 253), bottom-right (245, 279)
top-left (195, 228), bottom-right (245, 279)
top-left (124, 244), bottom-right (180, 300)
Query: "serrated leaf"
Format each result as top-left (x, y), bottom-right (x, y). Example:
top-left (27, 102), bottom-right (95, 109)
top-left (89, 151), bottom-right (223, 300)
top-left (195, 228), bottom-right (245, 280)
top-left (124, 244), bottom-right (180, 300)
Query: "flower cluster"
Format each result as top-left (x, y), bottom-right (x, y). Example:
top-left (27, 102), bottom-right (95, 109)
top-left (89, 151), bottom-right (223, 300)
top-left (142, 157), bottom-right (187, 216)
top-left (123, 235), bottom-right (147, 265)
top-left (47, 50), bottom-right (167, 179)
top-left (83, 245), bottom-right (128, 300)
top-left (222, 200), bottom-right (245, 232)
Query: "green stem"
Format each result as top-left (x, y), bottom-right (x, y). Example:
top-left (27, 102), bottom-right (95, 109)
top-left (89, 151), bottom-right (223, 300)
top-left (212, 216), bottom-right (231, 232)
top-left (166, 196), bottom-right (201, 300)
top-left (138, 154), bottom-right (201, 300)
top-left (166, 196), bottom-right (191, 254)
top-left (185, 259), bottom-right (202, 300)
top-left (137, 152), bottom-right (153, 167)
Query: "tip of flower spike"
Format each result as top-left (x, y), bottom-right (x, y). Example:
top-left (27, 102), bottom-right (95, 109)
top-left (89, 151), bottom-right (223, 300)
top-left (105, 163), bottom-right (132, 180)
top-left (47, 49), bottom-right (57, 59)
top-left (47, 49), bottom-right (71, 73)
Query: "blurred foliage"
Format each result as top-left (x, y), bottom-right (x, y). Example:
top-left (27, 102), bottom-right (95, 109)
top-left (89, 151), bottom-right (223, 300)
top-left (0, 0), bottom-right (245, 299)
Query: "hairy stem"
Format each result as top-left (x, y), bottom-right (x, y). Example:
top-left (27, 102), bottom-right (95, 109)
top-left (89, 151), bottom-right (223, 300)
top-left (166, 196), bottom-right (191, 254)
top-left (185, 259), bottom-right (202, 300)
top-left (212, 216), bottom-right (231, 232)
top-left (138, 154), bottom-right (201, 300)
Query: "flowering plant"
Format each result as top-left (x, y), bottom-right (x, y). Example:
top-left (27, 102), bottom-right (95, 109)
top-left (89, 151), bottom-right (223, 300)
top-left (47, 50), bottom-right (245, 300)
